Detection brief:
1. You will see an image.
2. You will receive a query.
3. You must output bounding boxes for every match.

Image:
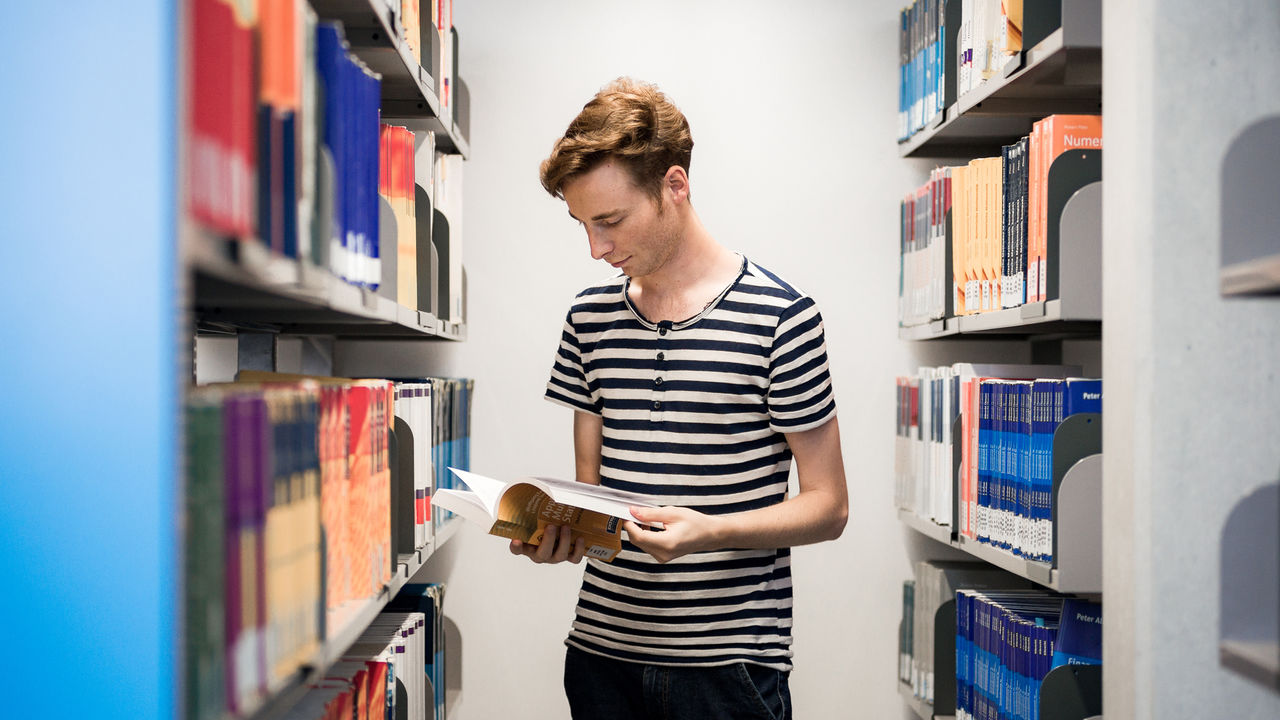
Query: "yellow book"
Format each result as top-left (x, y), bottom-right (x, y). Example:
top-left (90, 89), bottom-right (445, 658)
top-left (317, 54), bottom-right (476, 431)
top-left (967, 159), bottom-right (983, 313)
top-left (434, 469), bottom-right (661, 562)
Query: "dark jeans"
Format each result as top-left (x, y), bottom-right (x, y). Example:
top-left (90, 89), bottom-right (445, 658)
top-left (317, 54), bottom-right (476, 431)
top-left (564, 645), bottom-right (792, 720)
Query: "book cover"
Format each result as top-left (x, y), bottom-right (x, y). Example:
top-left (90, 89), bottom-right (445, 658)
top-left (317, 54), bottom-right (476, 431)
top-left (1051, 598), bottom-right (1103, 667)
top-left (436, 469), bottom-right (660, 562)
top-left (186, 393), bottom-right (226, 720)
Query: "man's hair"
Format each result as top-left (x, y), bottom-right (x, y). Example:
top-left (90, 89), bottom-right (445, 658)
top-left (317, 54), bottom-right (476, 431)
top-left (540, 77), bottom-right (693, 201)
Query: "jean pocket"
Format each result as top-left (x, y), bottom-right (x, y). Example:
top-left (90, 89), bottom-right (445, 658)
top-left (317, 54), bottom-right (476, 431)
top-left (734, 663), bottom-right (789, 720)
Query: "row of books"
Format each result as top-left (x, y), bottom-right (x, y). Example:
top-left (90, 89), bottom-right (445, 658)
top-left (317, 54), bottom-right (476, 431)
top-left (897, 0), bottom-right (946, 139)
top-left (186, 0), bottom-right (466, 322)
top-left (901, 561), bottom-right (1032, 704)
top-left (898, 114), bottom-right (1102, 327)
top-left (184, 373), bottom-right (472, 720)
top-left (959, 590), bottom-right (1100, 720)
top-left (277, 583), bottom-right (446, 720)
top-left (955, 0), bottom-right (1023, 100)
top-left (421, 377), bottom-right (475, 524)
top-left (895, 364), bottom-right (1101, 562)
top-left (900, 561), bottom-right (1102, 720)
top-left (897, 0), bottom-right (1027, 141)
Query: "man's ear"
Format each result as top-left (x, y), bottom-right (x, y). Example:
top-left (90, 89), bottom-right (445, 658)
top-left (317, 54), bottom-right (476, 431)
top-left (663, 166), bottom-right (690, 205)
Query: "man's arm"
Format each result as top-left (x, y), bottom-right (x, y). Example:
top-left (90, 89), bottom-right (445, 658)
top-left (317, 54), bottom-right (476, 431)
top-left (509, 410), bottom-right (603, 563)
top-left (624, 416), bottom-right (849, 563)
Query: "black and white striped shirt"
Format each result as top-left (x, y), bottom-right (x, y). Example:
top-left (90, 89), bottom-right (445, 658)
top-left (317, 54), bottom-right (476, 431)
top-left (545, 257), bottom-right (836, 670)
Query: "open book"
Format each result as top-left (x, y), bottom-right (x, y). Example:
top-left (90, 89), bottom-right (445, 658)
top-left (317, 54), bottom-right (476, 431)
top-left (432, 468), bottom-right (659, 562)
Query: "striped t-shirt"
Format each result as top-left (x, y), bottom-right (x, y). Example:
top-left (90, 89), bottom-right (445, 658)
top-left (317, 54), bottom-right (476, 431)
top-left (544, 256), bottom-right (836, 670)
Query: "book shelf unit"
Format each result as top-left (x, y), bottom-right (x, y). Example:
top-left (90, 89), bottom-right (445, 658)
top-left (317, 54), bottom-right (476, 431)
top-left (895, 2), bottom-right (1103, 718)
top-left (179, 2), bottom-right (472, 719)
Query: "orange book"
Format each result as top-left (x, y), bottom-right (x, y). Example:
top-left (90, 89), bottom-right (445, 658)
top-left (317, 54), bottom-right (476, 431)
top-left (1041, 114), bottom-right (1102, 299)
top-left (987, 157), bottom-right (1003, 312)
top-left (398, 128), bottom-right (418, 309)
top-left (1027, 119), bottom-right (1044, 303)
top-left (365, 661), bottom-right (388, 720)
top-left (966, 161), bottom-right (982, 314)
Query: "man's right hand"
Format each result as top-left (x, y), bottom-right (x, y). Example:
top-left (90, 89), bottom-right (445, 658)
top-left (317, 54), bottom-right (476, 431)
top-left (509, 524), bottom-right (587, 564)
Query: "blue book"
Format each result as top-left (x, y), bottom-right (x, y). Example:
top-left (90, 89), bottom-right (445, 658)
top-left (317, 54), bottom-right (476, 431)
top-left (1052, 598), bottom-right (1103, 668)
top-left (1030, 381), bottom-right (1060, 561)
top-left (1064, 378), bottom-right (1103, 416)
top-left (1018, 382), bottom-right (1033, 559)
top-left (978, 381), bottom-right (994, 543)
top-left (316, 23), bottom-right (347, 280)
top-left (956, 591), bottom-right (971, 718)
top-left (997, 381), bottom-right (1011, 550)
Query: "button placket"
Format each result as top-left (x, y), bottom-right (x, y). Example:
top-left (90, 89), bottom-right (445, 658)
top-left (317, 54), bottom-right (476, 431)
top-left (651, 322), bottom-right (672, 416)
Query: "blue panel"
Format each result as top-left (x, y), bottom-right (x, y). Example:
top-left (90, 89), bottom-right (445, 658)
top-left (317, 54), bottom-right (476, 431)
top-left (0, 3), bottom-right (176, 719)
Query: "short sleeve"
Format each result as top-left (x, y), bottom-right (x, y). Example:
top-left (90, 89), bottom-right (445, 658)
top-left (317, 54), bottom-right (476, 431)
top-left (766, 296), bottom-right (836, 433)
top-left (544, 310), bottom-right (602, 415)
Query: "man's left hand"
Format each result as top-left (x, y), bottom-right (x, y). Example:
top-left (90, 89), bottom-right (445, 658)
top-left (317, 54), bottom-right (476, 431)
top-left (623, 506), bottom-right (724, 563)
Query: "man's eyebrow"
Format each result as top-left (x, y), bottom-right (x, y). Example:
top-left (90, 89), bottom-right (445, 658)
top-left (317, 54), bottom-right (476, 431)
top-left (568, 208), bottom-right (624, 223)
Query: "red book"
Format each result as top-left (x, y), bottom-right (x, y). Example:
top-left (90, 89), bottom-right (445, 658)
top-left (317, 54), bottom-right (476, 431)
top-left (188, 0), bottom-right (258, 237)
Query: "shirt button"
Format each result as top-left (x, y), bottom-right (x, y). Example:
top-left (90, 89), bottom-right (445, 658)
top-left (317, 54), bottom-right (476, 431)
top-left (655, 377), bottom-right (664, 386)
top-left (652, 401), bottom-right (661, 410)
top-left (657, 352), bottom-right (665, 361)
top-left (658, 328), bottom-right (667, 336)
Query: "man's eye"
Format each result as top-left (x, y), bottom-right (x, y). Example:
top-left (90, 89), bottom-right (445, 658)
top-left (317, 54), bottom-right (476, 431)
top-left (604, 217), bottom-right (622, 227)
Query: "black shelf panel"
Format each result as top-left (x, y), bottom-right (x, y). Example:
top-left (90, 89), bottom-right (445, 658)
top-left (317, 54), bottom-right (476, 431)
top-left (189, 229), bottom-right (463, 340)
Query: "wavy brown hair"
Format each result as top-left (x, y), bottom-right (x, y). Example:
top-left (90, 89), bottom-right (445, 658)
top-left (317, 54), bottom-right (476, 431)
top-left (540, 77), bottom-right (693, 201)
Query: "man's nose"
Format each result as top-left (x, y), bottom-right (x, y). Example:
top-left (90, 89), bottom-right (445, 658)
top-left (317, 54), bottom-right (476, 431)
top-left (587, 230), bottom-right (612, 260)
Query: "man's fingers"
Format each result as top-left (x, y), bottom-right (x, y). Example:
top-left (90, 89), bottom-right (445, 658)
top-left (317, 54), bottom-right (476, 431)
top-left (531, 525), bottom-right (556, 563)
top-left (551, 525), bottom-right (573, 563)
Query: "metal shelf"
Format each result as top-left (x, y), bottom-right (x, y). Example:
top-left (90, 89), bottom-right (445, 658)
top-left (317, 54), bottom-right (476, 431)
top-left (236, 518), bottom-right (462, 720)
top-left (899, 681), bottom-right (955, 720)
top-left (898, 319), bottom-right (958, 341)
top-left (898, 509), bottom-right (954, 545)
top-left (954, 299), bottom-right (1099, 336)
top-left (310, 0), bottom-right (469, 158)
top-left (189, 228), bottom-right (465, 340)
top-left (899, 300), bottom-right (1101, 340)
top-left (897, 422), bottom-right (1103, 595)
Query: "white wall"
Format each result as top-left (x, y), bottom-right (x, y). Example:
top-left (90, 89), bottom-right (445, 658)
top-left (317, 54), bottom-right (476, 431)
top-left (334, 1), bottom-right (1036, 717)
top-left (1102, 0), bottom-right (1280, 718)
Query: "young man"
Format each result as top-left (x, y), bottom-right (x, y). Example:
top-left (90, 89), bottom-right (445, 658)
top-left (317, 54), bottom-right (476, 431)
top-left (522, 77), bottom-right (848, 720)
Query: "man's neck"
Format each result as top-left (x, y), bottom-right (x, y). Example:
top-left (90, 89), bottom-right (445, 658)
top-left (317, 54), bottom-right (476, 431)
top-left (629, 212), bottom-right (741, 322)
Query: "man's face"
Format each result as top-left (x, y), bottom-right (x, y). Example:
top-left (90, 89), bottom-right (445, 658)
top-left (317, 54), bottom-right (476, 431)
top-left (562, 159), bottom-right (680, 279)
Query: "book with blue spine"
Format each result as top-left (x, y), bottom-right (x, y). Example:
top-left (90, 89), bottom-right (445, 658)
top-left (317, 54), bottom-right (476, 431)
top-left (1030, 380), bottom-right (1060, 561)
top-left (977, 380), bottom-right (994, 543)
top-left (1051, 598), bottom-right (1103, 668)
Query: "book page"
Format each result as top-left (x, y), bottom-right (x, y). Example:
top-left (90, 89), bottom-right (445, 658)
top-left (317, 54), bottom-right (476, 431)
top-left (430, 489), bottom-right (494, 528)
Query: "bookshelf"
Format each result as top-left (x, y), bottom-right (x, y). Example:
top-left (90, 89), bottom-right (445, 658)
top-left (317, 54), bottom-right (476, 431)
top-left (243, 518), bottom-right (461, 720)
top-left (179, 1), bottom-right (472, 719)
top-left (895, 1), bottom-right (1105, 718)
top-left (308, 0), bottom-right (470, 157)
top-left (898, 0), bottom-right (1101, 159)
